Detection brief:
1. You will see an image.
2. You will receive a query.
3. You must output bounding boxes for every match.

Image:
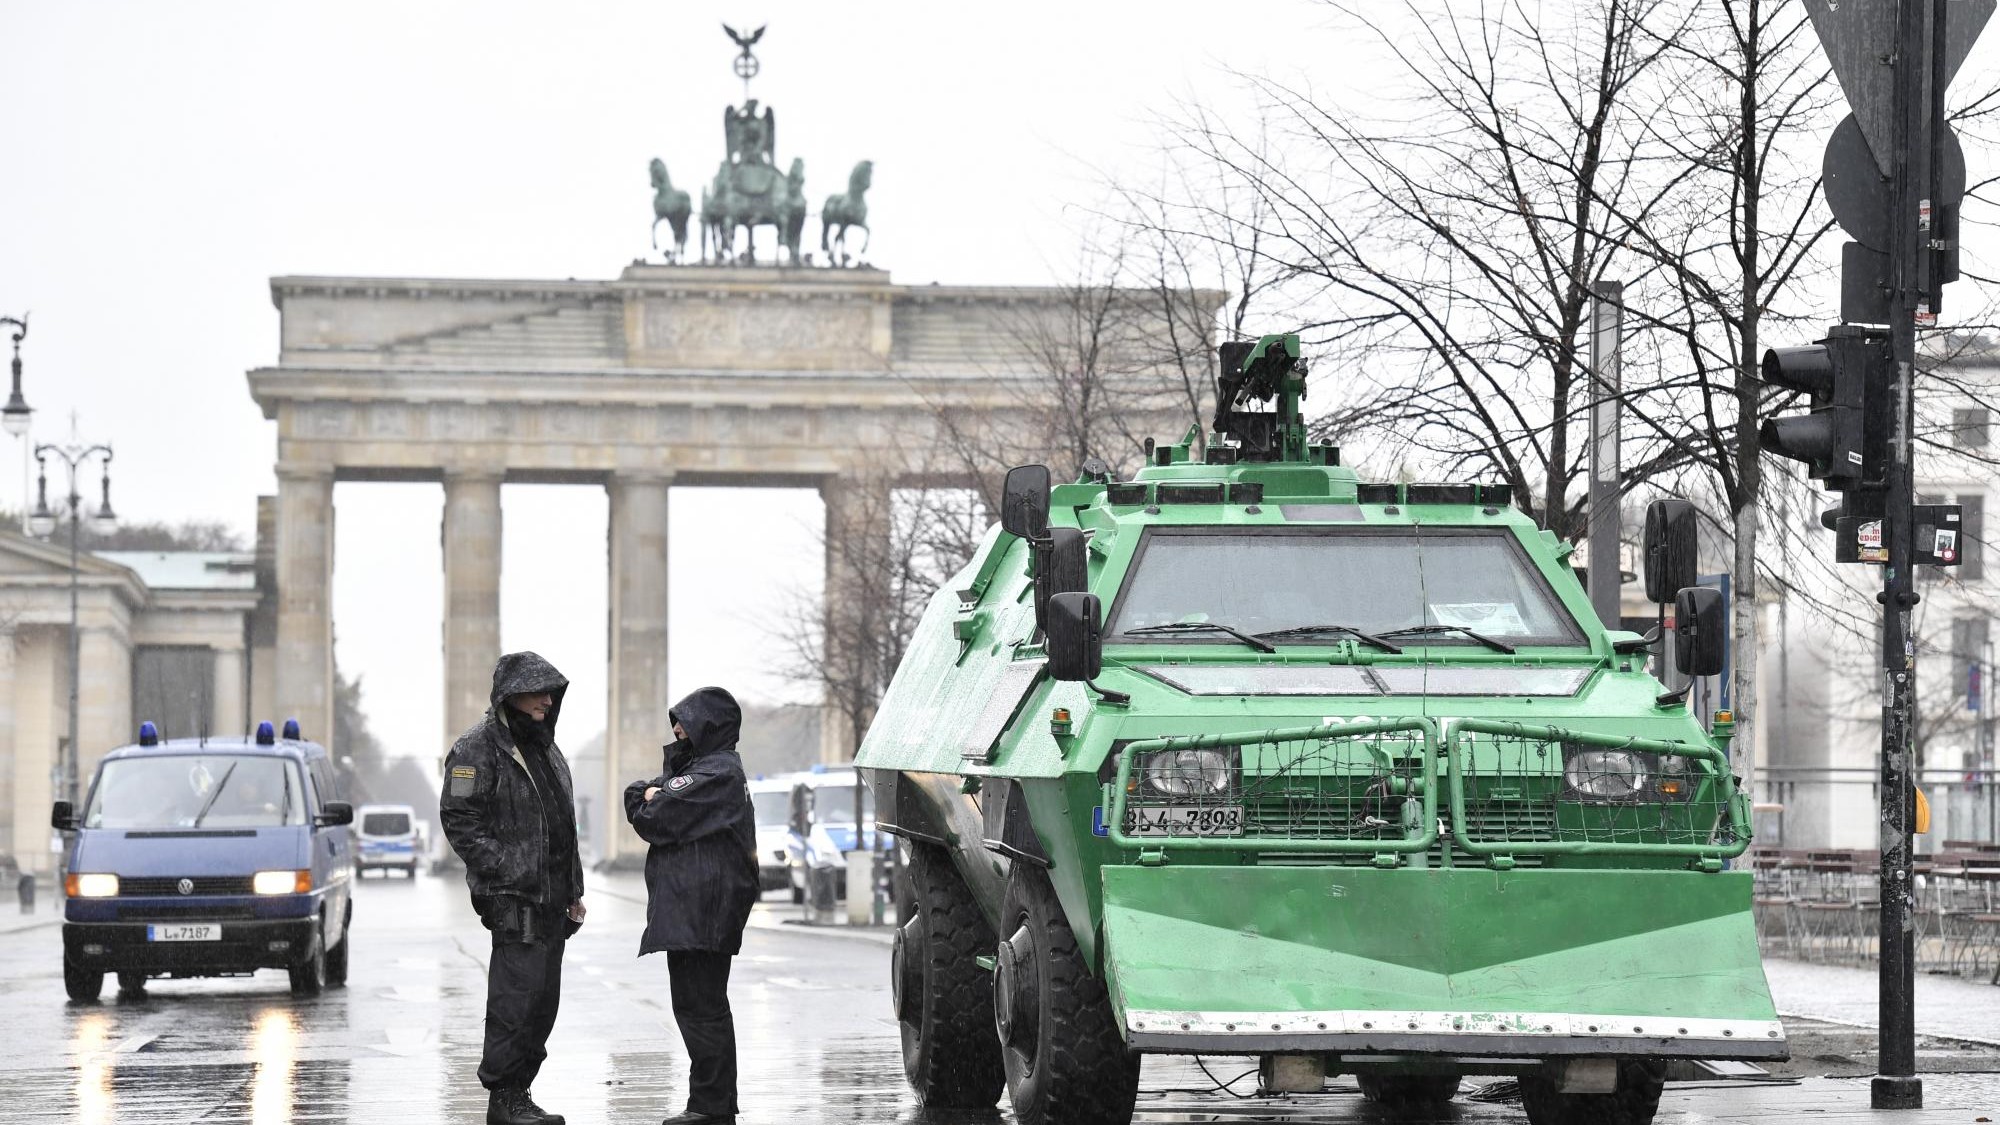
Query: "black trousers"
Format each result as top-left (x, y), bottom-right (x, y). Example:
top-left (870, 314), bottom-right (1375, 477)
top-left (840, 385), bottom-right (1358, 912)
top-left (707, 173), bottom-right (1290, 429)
top-left (668, 950), bottom-right (738, 1115)
top-left (479, 932), bottom-right (566, 1091)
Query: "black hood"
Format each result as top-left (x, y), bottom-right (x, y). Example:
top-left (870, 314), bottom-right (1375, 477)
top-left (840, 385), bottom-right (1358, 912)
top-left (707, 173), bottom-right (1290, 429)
top-left (490, 651), bottom-right (569, 744)
top-left (668, 686), bottom-right (741, 762)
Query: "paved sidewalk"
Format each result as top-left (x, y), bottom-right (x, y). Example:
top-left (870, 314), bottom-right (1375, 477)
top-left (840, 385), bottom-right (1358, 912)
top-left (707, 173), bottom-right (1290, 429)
top-left (1766, 957), bottom-right (2000, 1045)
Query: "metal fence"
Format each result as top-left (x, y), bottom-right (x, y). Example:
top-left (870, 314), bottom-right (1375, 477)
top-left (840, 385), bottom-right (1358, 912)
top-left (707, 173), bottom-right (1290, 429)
top-left (1753, 767), bottom-right (2000, 850)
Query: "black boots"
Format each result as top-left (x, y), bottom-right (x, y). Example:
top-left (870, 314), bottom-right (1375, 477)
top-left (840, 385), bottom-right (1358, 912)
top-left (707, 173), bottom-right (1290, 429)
top-left (660, 1113), bottom-right (734, 1125)
top-left (487, 1087), bottom-right (565, 1125)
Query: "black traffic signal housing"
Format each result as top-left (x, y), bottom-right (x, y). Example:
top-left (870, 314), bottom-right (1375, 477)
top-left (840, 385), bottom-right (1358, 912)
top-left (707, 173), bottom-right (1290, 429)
top-left (1759, 325), bottom-right (1890, 492)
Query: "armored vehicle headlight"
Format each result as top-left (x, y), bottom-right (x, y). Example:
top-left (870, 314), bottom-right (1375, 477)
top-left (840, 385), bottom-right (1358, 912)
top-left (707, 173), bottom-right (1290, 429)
top-left (1139, 748), bottom-right (1235, 797)
top-left (1562, 748), bottom-right (1651, 802)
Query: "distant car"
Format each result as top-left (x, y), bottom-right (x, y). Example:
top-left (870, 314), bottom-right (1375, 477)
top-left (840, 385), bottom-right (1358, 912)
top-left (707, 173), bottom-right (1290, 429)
top-left (748, 775), bottom-right (799, 893)
top-left (354, 803), bottom-right (421, 878)
top-left (53, 719), bottom-right (355, 1000)
top-left (785, 769), bottom-right (887, 903)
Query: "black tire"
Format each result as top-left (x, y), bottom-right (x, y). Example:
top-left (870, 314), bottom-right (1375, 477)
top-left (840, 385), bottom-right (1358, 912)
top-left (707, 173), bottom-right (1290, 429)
top-left (288, 924), bottom-right (326, 996)
top-left (63, 962), bottom-right (103, 1002)
top-left (994, 866), bottom-right (1139, 1125)
top-left (895, 844), bottom-right (1005, 1108)
top-left (1521, 1060), bottom-right (1665, 1125)
top-left (325, 912), bottom-right (350, 988)
top-left (1357, 1072), bottom-right (1459, 1106)
top-left (115, 971), bottom-right (148, 997)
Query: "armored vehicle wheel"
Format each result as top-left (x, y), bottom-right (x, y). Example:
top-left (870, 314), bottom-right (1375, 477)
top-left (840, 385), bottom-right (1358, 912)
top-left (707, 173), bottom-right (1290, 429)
top-left (895, 844), bottom-right (1004, 1108)
top-left (288, 927), bottom-right (326, 996)
top-left (1357, 1072), bottom-right (1459, 1106)
top-left (1520, 1059), bottom-right (1664, 1125)
top-left (63, 961), bottom-right (103, 1002)
top-left (994, 867), bottom-right (1139, 1125)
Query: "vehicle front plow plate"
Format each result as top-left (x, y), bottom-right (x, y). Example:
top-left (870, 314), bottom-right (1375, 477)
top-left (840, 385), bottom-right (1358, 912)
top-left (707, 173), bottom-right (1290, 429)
top-left (1099, 865), bottom-right (1786, 1060)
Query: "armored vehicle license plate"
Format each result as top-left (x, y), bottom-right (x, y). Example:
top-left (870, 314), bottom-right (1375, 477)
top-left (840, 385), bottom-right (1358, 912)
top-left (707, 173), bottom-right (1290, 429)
top-left (147, 924), bottom-right (221, 942)
top-left (1122, 805), bottom-right (1244, 837)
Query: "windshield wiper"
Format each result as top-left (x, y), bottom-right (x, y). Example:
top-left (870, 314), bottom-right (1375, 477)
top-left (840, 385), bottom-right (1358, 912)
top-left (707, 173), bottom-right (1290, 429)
top-left (189, 762), bottom-right (239, 828)
top-left (1377, 624), bottom-right (1517, 654)
top-left (1123, 621), bottom-right (1277, 654)
top-left (1252, 624), bottom-right (1404, 653)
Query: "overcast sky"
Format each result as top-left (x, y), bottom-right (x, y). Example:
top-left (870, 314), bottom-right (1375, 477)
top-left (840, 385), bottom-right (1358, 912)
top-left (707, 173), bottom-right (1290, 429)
top-left (0, 0), bottom-right (1331, 761)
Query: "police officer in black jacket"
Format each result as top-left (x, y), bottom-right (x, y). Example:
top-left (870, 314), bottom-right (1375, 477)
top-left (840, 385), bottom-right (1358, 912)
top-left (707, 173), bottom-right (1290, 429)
top-left (442, 652), bottom-right (587, 1125)
top-left (624, 686), bottom-right (759, 1125)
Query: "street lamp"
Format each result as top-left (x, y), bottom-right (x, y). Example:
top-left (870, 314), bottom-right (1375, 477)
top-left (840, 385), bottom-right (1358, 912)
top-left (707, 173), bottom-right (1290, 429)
top-left (0, 315), bottom-right (30, 438)
top-left (29, 434), bottom-right (114, 814)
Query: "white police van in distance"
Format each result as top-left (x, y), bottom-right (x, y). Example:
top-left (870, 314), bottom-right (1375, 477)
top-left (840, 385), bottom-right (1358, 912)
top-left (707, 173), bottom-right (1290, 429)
top-left (354, 803), bottom-right (421, 878)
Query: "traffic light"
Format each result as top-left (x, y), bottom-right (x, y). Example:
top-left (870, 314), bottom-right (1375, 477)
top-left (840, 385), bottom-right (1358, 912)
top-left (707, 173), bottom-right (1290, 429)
top-left (1759, 325), bottom-right (1890, 490)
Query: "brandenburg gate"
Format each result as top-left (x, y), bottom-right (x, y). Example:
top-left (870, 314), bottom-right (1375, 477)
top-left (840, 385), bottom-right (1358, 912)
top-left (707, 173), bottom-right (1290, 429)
top-left (248, 265), bottom-right (1202, 862)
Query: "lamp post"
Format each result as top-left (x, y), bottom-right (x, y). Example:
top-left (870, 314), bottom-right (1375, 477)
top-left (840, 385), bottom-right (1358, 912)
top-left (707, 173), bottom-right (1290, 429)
top-left (0, 317), bottom-right (34, 534)
top-left (28, 434), bottom-right (115, 815)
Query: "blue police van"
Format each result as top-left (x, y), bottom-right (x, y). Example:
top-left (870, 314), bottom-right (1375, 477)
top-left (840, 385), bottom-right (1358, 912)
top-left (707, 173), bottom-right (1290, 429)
top-left (52, 719), bottom-right (355, 1000)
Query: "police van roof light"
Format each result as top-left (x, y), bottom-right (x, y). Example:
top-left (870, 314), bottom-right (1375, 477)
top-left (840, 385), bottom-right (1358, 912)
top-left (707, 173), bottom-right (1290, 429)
top-left (282, 718), bottom-right (302, 741)
top-left (256, 721), bottom-right (276, 746)
top-left (137, 721), bottom-right (159, 747)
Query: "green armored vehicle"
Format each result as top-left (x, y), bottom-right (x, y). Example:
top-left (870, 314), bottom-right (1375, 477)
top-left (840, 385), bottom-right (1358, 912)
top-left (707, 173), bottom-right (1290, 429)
top-left (859, 335), bottom-right (1780, 1125)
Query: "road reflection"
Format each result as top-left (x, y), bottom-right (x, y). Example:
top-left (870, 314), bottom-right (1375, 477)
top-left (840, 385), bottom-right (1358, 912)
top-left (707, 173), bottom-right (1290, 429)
top-left (71, 1009), bottom-right (115, 1125)
top-left (249, 1007), bottom-right (299, 1124)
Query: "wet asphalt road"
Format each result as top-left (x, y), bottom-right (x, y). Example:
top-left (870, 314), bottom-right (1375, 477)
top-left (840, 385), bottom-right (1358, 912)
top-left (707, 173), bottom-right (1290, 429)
top-left (0, 869), bottom-right (1996, 1123)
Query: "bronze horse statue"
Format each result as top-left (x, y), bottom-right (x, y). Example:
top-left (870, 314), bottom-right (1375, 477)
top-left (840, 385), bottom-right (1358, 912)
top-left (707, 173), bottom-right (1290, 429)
top-left (700, 161), bottom-right (732, 263)
top-left (822, 160), bottom-right (873, 265)
top-left (649, 158), bottom-right (691, 262)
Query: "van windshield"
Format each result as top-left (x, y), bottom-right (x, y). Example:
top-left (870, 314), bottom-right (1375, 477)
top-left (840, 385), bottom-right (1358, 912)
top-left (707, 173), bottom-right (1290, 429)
top-left (814, 784), bottom-right (873, 825)
top-left (361, 811), bottom-right (412, 836)
top-left (751, 790), bottom-right (790, 827)
top-left (85, 755), bottom-right (307, 829)
top-left (1108, 529), bottom-right (1582, 645)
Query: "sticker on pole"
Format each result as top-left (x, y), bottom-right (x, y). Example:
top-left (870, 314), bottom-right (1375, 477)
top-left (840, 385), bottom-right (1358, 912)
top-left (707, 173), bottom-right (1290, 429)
top-left (1857, 519), bottom-right (1887, 563)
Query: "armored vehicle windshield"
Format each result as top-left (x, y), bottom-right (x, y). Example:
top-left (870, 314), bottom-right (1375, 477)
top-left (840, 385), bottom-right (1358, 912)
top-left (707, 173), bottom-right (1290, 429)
top-left (1106, 527), bottom-right (1584, 645)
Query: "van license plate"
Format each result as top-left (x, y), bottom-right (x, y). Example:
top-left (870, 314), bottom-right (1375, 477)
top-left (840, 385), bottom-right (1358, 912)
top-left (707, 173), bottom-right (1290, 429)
top-left (1122, 806), bottom-right (1244, 837)
top-left (147, 924), bottom-right (220, 942)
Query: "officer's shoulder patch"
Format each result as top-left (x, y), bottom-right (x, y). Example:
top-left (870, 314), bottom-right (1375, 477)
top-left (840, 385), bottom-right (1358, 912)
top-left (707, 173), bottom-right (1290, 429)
top-left (667, 774), bottom-right (694, 792)
top-left (450, 766), bottom-right (477, 780)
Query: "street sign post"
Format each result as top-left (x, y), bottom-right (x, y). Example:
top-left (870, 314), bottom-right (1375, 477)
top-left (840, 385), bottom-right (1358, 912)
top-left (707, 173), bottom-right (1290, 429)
top-left (1792, 0), bottom-right (1992, 1108)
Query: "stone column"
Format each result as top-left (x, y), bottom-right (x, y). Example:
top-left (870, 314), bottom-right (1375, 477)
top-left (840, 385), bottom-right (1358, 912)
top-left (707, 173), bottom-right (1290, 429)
top-left (76, 625), bottom-right (131, 799)
top-left (604, 473), bottom-right (671, 866)
top-left (212, 646), bottom-right (246, 740)
top-left (274, 468), bottom-right (336, 745)
top-left (0, 629), bottom-right (15, 867)
top-left (819, 474), bottom-right (894, 764)
top-left (12, 628), bottom-right (57, 876)
top-left (442, 472), bottom-right (503, 749)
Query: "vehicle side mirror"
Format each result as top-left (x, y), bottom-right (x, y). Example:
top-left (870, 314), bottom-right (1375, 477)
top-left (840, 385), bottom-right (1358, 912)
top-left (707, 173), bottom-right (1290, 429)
top-left (1034, 528), bottom-right (1088, 633)
top-left (1644, 499), bottom-right (1698, 604)
top-left (1674, 586), bottom-right (1727, 677)
top-left (50, 801), bottom-right (76, 831)
top-left (316, 801), bottom-right (354, 828)
top-left (1047, 592), bottom-right (1103, 681)
top-left (1002, 464), bottom-right (1051, 541)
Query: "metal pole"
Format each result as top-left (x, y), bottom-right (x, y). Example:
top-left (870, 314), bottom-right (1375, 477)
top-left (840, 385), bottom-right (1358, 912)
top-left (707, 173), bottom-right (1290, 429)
top-left (1587, 281), bottom-right (1624, 629)
top-left (1872, 0), bottom-right (1938, 1109)
top-left (65, 479), bottom-right (80, 814)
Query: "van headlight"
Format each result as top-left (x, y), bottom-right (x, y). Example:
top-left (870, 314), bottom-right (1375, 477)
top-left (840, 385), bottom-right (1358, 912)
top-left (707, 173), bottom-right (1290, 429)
top-left (1138, 748), bottom-right (1236, 797)
top-left (67, 873), bottom-right (118, 898)
top-left (1562, 748), bottom-right (1651, 802)
top-left (253, 870), bottom-right (310, 895)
